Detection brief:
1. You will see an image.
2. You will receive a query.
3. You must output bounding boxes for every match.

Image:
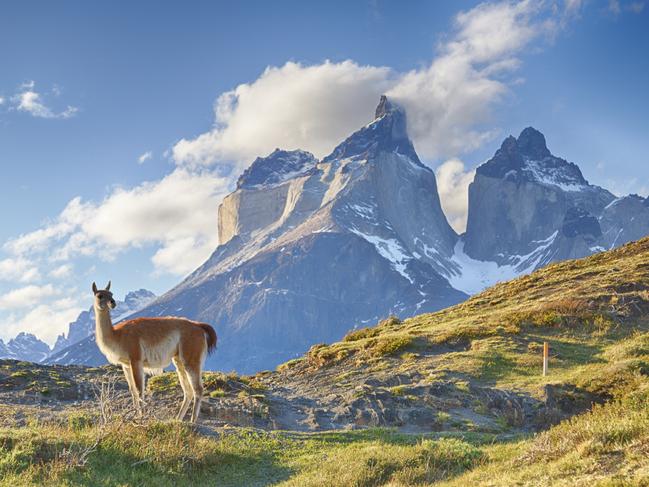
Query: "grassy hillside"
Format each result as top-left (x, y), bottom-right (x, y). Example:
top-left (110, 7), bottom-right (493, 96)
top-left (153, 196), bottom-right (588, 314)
top-left (1, 237), bottom-right (648, 485)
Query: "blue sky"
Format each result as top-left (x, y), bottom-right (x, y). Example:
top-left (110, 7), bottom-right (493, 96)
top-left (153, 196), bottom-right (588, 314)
top-left (0, 0), bottom-right (647, 344)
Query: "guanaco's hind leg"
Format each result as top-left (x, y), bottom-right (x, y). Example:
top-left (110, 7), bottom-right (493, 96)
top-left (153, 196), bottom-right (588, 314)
top-left (186, 365), bottom-right (204, 423)
top-left (172, 357), bottom-right (192, 421)
top-left (177, 334), bottom-right (207, 423)
top-left (129, 360), bottom-right (146, 416)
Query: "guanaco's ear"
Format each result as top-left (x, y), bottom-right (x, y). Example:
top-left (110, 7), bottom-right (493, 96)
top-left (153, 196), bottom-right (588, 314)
top-left (92, 282), bottom-right (98, 294)
top-left (105, 281), bottom-right (111, 291)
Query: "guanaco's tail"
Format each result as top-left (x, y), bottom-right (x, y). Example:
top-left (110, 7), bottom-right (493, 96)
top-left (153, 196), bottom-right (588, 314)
top-left (198, 323), bottom-right (218, 355)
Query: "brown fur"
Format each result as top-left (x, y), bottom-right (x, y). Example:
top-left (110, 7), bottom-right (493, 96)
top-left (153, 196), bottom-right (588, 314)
top-left (91, 282), bottom-right (217, 423)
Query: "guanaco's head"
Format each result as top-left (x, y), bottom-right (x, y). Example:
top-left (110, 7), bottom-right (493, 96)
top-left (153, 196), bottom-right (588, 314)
top-left (92, 281), bottom-right (116, 312)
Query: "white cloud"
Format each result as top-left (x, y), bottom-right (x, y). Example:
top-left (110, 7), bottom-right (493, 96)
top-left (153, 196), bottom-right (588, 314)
top-left (0, 257), bottom-right (40, 283)
top-left (172, 1), bottom-right (556, 167)
top-left (0, 284), bottom-right (58, 309)
top-left (172, 60), bottom-right (393, 168)
top-left (608, 0), bottom-right (644, 14)
top-left (11, 81), bottom-right (78, 119)
top-left (1, 300), bottom-right (82, 345)
top-left (6, 169), bottom-right (231, 276)
top-left (435, 159), bottom-right (476, 233)
top-left (5, 198), bottom-right (86, 255)
top-left (138, 151), bottom-right (153, 164)
top-left (49, 264), bottom-right (72, 279)
top-left (151, 236), bottom-right (218, 276)
top-left (0, 96), bottom-right (5, 105)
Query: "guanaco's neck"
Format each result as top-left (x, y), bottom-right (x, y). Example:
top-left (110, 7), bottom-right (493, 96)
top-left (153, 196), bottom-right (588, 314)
top-left (94, 305), bottom-right (115, 343)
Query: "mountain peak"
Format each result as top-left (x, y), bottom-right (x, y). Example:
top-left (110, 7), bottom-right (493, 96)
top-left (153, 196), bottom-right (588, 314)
top-left (237, 149), bottom-right (317, 189)
top-left (323, 96), bottom-right (418, 163)
top-left (517, 127), bottom-right (551, 159)
top-left (477, 128), bottom-right (587, 190)
top-left (375, 95), bottom-right (397, 119)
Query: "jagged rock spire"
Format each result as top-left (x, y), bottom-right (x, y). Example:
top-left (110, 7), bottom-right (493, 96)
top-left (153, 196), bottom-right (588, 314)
top-left (322, 95), bottom-right (419, 164)
top-left (375, 95), bottom-right (392, 118)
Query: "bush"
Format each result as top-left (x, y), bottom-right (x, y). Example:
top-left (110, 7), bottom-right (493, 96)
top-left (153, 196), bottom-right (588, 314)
top-left (369, 336), bottom-right (413, 357)
top-left (343, 326), bottom-right (381, 342)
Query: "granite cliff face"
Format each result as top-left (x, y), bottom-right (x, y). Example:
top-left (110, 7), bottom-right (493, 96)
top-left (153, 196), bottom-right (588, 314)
top-left (463, 127), bottom-right (618, 270)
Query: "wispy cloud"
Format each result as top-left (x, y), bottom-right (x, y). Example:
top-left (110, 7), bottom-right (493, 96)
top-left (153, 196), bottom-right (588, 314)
top-left (608, 0), bottom-right (645, 14)
top-left (49, 264), bottom-right (72, 279)
top-left (0, 257), bottom-right (40, 283)
top-left (0, 284), bottom-right (58, 310)
top-left (11, 81), bottom-right (78, 119)
top-left (138, 151), bottom-right (153, 164)
top-left (1, 298), bottom-right (82, 345)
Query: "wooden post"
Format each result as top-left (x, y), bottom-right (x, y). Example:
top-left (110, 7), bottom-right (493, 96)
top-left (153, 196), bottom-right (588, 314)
top-left (543, 341), bottom-right (549, 376)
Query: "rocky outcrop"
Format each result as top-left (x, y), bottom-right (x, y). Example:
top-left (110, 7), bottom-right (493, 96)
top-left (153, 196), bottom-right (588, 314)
top-left (464, 127), bottom-right (617, 268)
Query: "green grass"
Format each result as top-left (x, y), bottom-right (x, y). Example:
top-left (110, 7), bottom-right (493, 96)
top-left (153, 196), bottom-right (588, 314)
top-left (0, 420), bottom-right (489, 486)
top-left (440, 384), bottom-right (649, 486)
top-left (3, 388), bottom-right (645, 486)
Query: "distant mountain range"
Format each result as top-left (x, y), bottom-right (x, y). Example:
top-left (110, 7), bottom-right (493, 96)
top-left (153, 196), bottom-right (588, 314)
top-left (25, 96), bottom-right (649, 372)
top-left (0, 332), bottom-right (50, 363)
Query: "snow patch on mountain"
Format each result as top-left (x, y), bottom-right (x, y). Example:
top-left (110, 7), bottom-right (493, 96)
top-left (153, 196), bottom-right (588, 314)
top-left (349, 228), bottom-right (413, 282)
top-left (448, 231), bottom-right (558, 294)
top-left (447, 241), bottom-right (519, 294)
top-left (524, 158), bottom-right (586, 192)
top-left (237, 149), bottom-right (317, 189)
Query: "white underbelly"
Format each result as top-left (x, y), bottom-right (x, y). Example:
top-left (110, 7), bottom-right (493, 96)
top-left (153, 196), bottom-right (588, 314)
top-left (141, 332), bottom-right (180, 369)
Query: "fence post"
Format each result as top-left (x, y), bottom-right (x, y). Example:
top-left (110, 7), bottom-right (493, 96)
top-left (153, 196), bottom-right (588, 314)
top-left (543, 341), bottom-right (549, 376)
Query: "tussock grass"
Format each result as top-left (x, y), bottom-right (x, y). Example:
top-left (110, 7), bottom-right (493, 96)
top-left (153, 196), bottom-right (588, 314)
top-left (0, 419), bottom-right (486, 486)
top-left (441, 386), bottom-right (649, 486)
top-left (280, 437), bottom-right (482, 487)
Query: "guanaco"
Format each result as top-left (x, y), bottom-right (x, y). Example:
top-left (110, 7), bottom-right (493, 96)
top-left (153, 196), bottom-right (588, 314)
top-left (92, 281), bottom-right (217, 422)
